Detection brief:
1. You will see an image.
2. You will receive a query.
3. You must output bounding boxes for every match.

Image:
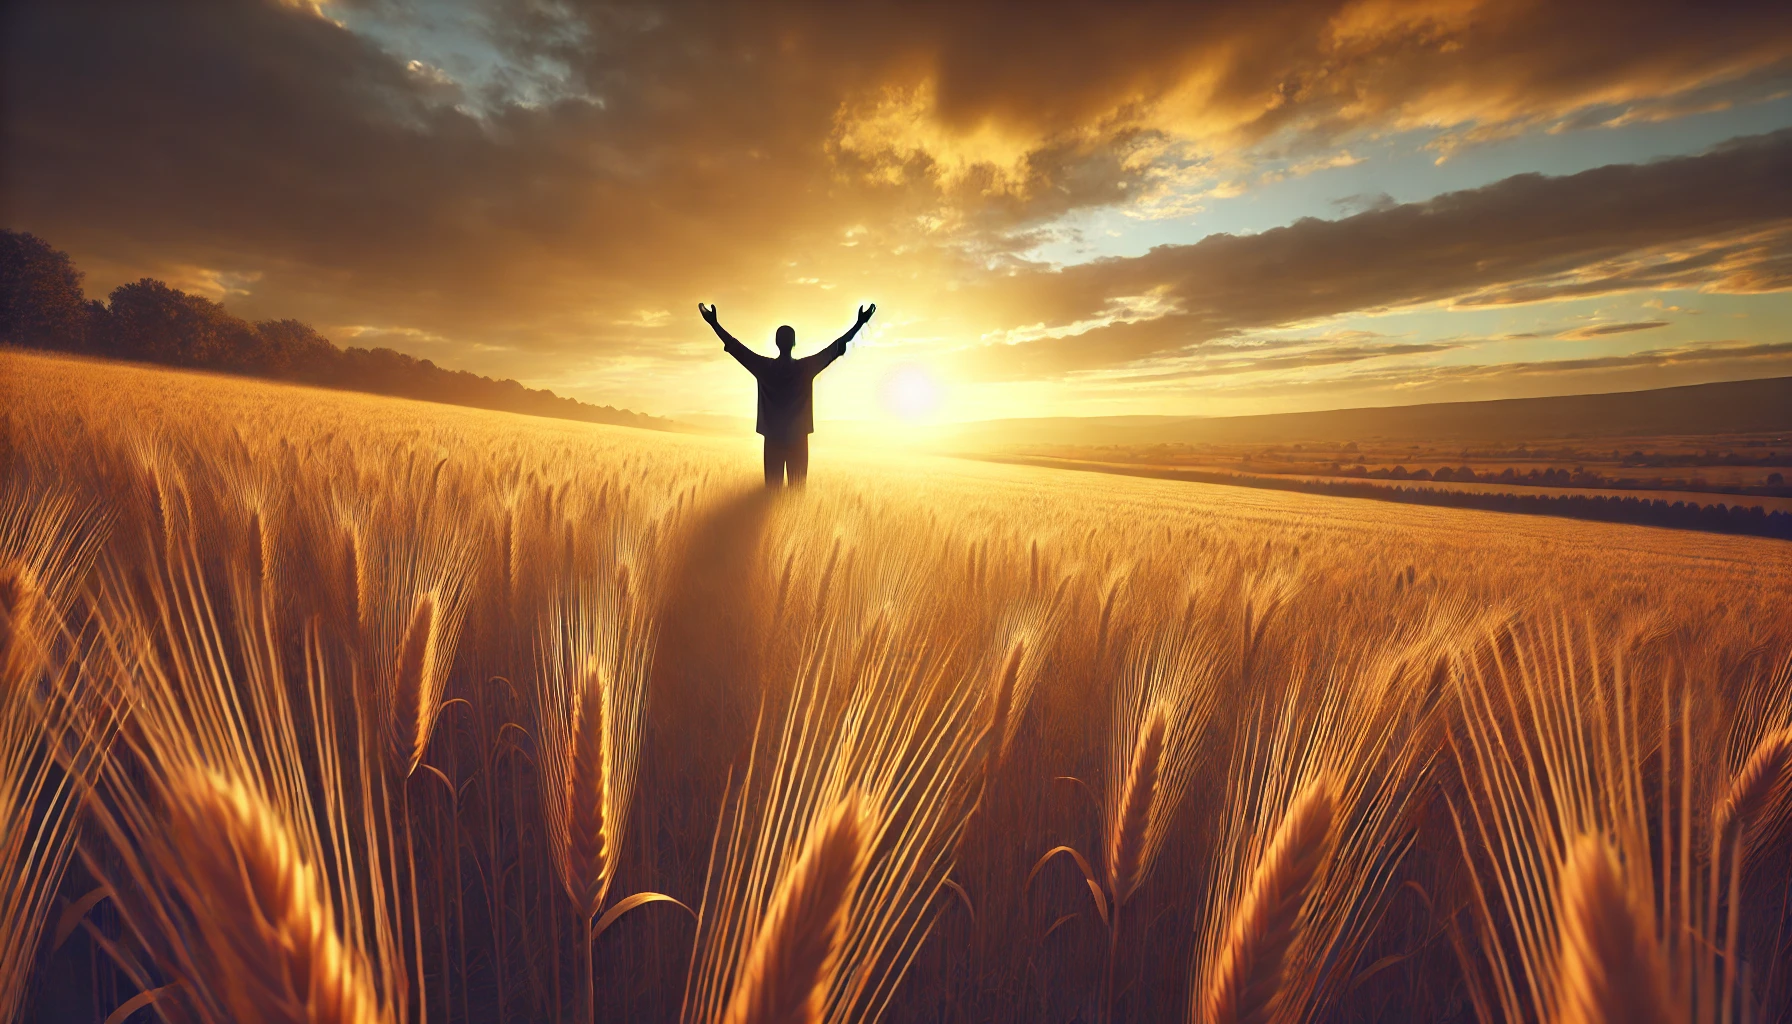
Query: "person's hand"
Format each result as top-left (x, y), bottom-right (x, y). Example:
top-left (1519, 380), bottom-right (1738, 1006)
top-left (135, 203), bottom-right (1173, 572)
top-left (857, 303), bottom-right (876, 325)
top-left (698, 302), bottom-right (718, 325)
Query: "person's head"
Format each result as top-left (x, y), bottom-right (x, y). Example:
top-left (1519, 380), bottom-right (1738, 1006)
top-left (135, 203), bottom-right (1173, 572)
top-left (775, 325), bottom-right (795, 355)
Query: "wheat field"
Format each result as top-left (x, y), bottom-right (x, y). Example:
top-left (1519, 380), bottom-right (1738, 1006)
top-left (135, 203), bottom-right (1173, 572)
top-left (3, 347), bottom-right (1791, 1024)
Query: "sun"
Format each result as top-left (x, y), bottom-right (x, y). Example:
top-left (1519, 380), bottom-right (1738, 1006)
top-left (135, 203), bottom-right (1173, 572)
top-left (880, 363), bottom-right (943, 422)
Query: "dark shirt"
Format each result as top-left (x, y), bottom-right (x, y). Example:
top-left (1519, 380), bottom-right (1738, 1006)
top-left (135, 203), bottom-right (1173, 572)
top-left (724, 336), bottom-right (848, 439)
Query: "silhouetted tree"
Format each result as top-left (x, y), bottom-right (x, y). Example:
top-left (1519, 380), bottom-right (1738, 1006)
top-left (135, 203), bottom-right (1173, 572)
top-left (104, 279), bottom-right (259, 367)
top-left (0, 230), bottom-right (90, 349)
top-left (254, 318), bottom-right (339, 378)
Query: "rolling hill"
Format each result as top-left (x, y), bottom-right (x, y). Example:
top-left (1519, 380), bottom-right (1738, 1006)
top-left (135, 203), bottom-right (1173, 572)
top-left (933, 375), bottom-right (1792, 448)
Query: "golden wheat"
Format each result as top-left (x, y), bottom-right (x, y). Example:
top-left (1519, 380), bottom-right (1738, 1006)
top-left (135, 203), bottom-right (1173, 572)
top-left (563, 659), bottom-right (614, 918)
top-left (1714, 727), bottom-right (1791, 843)
top-left (1199, 778), bottom-right (1337, 1024)
top-left (389, 591), bottom-right (440, 776)
top-left (721, 792), bottom-right (874, 1024)
top-left (1107, 708), bottom-right (1165, 908)
top-left (0, 560), bottom-right (43, 688)
top-left (164, 768), bottom-right (391, 1024)
top-left (1556, 834), bottom-right (1676, 1024)
top-left (0, 480), bottom-right (110, 1023)
top-left (1103, 628), bottom-right (1220, 911)
top-left (4, 349), bottom-right (1792, 1022)
top-left (984, 639), bottom-right (1022, 774)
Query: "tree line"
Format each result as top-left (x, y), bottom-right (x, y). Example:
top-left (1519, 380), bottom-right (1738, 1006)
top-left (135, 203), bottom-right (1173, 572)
top-left (0, 230), bottom-right (670, 431)
top-left (1321, 461), bottom-right (1788, 496)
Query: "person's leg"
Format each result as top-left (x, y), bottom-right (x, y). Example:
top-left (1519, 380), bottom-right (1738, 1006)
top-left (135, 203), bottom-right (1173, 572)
top-left (763, 439), bottom-right (785, 487)
top-left (787, 436), bottom-right (809, 486)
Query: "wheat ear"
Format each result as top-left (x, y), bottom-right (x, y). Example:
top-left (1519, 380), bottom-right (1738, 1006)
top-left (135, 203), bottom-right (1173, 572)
top-left (1556, 834), bottom-right (1675, 1024)
top-left (1109, 709), bottom-right (1167, 906)
top-left (0, 561), bottom-right (43, 687)
top-left (1201, 778), bottom-right (1337, 1024)
top-left (389, 592), bottom-right (438, 775)
top-left (1715, 728), bottom-right (1792, 844)
top-left (987, 640), bottom-right (1024, 771)
top-left (168, 769), bottom-right (388, 1024)
top-left (722, 792), bottom-right (874, 1024)
top-left (562, 661), bottom-right (614, 920)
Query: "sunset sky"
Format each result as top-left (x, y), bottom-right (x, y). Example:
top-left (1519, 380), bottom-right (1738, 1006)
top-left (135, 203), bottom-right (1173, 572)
top-left (5, 0), bottom-right (1792, 427)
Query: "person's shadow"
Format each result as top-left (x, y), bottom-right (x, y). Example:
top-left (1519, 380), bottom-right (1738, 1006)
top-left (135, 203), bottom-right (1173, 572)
top-left (650, 483), bottom-right (778, 756)
top-left (611, 483), bottom-right (779, 1014)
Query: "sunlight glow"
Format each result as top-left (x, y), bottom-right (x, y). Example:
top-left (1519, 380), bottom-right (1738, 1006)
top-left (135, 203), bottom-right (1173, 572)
top-left (881, 364), bottom-right (942, 422)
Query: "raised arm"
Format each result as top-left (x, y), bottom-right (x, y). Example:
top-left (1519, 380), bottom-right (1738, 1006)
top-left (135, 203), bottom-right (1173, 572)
top-left (812, 303), bottom-right (876, 371)
top-left (700, 303), bottom-right (758, 371)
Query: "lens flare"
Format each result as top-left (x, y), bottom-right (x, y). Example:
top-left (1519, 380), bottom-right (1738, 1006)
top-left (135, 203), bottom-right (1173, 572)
top-left (881, 364), bottom-right (941, 422)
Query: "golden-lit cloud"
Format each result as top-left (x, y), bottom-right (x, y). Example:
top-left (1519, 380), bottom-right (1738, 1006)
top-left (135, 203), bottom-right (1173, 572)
top-left (957, 129), bottom-right (1792, 377)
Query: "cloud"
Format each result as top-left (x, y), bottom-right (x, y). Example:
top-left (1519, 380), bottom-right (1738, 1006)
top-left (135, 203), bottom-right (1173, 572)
top-left (1196, 340), bottom-right (1792, 398)
top-left (1330, 191), bottom-right (1398, 215)
top-left (1557, 320), bottom-right (1670, 340)
top-left (1421, 340), bottom-right (1792, 381)
top-left (1452, 227), bottom-right (1792, 306)
top-left (335, 324), bottom-right (451, 345)
top-left (1108, 341), bottom-right (1465, 385)
top-left (818, 0), bottom-right (1792, 220)
top-left (963, 128), bottom-right (1792, 376)
top-left (164, 265), bottom-right (265, 301)
top-left (613, 309), bottom-right (672, 328)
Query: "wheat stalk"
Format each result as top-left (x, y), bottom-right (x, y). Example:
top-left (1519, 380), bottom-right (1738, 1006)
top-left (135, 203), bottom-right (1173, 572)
top-left (1108, 708), bottom-right (1166, 907)
top-left (0, 560), bottom-right (59, 1022)
top-left (1714, 727), bottom-right (1792, 844)
top-left (0, 561), bottom-right (43, 687)
top-left (561, 659), bottom-right (614, 920)
top-left (246, 507), bottom-right (270, 596)
top-left (1555, 834), bottom-right (1675, 1024)
top-left (986, 639), bottom-right (1023, 772)
top-left (167, 768), bottom-right (390, 1024)
top-left (388, 592), bottom-right (439, 776)
top-left (1200, 778), bottom-right (1337, 1024)
top-left (721, 791), bottom-right (874, 1024)
top-left (0, 484), bottom-right (113, 1024)
top-left (1711, 725), bottom-right (1792, 1024)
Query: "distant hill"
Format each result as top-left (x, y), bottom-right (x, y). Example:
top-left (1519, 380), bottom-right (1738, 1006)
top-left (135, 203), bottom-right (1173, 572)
top-left (943, 376), bottom-right (1792, 448)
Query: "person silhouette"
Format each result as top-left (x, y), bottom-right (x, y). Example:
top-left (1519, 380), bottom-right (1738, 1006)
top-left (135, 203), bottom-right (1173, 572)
top-left (701, 303), bottom-right (875, 487)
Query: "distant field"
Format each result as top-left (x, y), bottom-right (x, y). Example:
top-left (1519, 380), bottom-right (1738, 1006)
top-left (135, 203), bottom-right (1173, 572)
top-left (970, 451), bottom-right (1792, 522)
top-left (5, 348), bottom-right (1791, 1023)
top-left (996, 435), bottom-right (1792, 499)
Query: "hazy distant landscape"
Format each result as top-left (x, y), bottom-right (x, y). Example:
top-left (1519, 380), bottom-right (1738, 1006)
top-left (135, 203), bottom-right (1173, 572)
top-left (928, 377), bottom-right (1792, 537)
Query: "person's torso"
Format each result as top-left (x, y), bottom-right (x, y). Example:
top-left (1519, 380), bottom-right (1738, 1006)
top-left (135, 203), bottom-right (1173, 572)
top-left (756, 357), bottom-right (818, 437)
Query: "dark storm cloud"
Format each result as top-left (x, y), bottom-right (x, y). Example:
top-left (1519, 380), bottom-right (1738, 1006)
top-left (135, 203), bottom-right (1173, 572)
top-left (4, 0), bottom-right (1792, 403)
top-left (969, 129), bottom-right (1792, 377)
